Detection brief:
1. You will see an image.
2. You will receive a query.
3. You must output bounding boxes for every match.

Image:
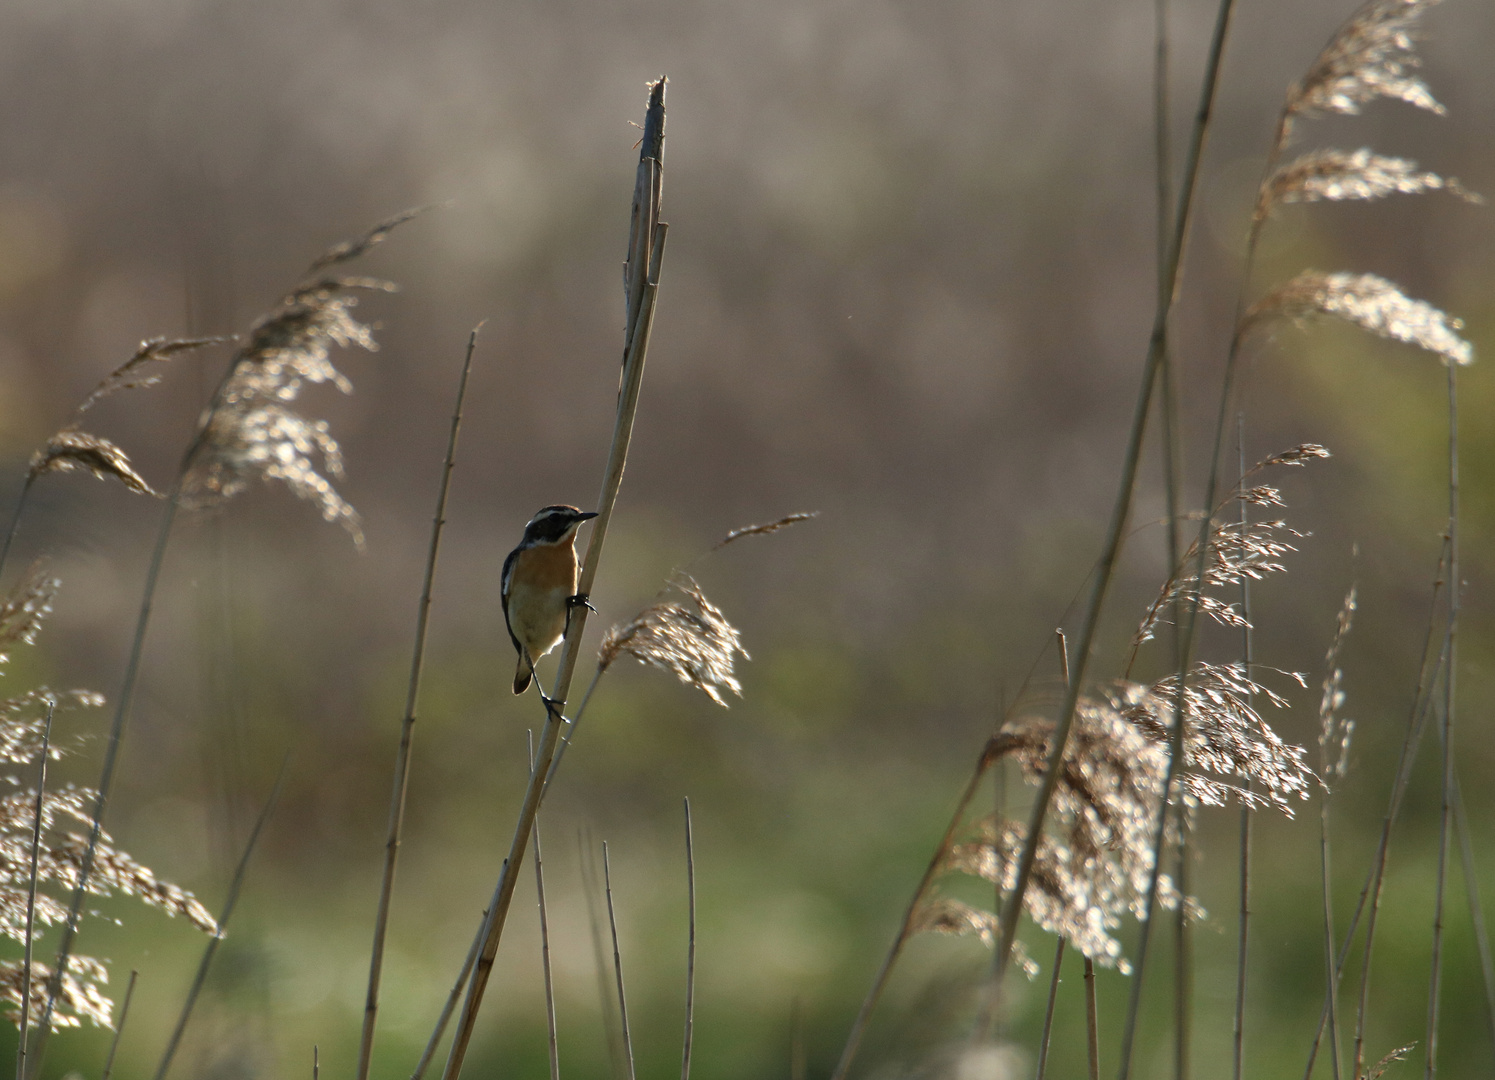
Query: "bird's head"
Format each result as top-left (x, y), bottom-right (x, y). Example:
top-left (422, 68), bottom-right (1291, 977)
top-left (522, 505), bottom-right (599, 546)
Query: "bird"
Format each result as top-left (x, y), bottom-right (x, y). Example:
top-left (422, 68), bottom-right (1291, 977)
top-left (502, 504), bottom-right (598, 699)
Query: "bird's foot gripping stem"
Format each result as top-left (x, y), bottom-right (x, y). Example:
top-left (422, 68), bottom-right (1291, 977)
top-left (567, 592), bottom-right (597, 614)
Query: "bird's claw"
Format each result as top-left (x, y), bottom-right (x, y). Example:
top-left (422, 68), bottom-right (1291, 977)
top-left (567, 592), bottom-right (597, 614)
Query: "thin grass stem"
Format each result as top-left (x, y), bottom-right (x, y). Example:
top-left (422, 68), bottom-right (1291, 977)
top-left (535, 819), bottom-right (560, 1080)
top-left (1453, 773), bottom-right (1495, 1057)
top-left (1233, 415), bottom-right (1252, 1080)
top-left (153, 753), bottom-right (288, 1080)
top-left (829, 742), bottom-right (1001, 1080)
top-left (1338, 542), bottom-right (1451, 1076)
top-left (441, 82), bottom-right (667, 1080)
top-left (410, 885), bottom-right (499, 1080)
top-left (603, 843), bottom-right (638, 1080)
top-left (1085, 957), bottom-right (1100, 1080)
top-left (682, 799), bottom-right (696, 1080)
top-left (17, 703), bottom-right (53, 1080)
top-left (1425, 363), bottom-right (1459, 1080)
top-left (0, 476), bottom-right (36, 593)
top-left (359, 325), bottom-right (481, 1080)
top-left (1035, 938), bottom-right (1067, 1080)
top-left (99, 970), bottom-right (138, 1080)
top-left (991, 0), bottom-right (1239, 1020)
top-left (1320, 796), bottom-right (1342, 1080)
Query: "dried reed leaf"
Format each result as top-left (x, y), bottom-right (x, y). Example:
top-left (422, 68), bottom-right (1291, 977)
top-left (0, 957), bottom-right (112, 1029)
top-left (712, 512), bottom-right (818, 550)
top-left (1286, 0), bottom-right (1445, 124)
top-left (1260, 148), bottom-right (1477, 219)
top-left (29, 432), bottom-right (156, 497)
top-left (598, 574), bottom-right (747, 706)
top-left (1245, 270), bottom-right (1473, 366)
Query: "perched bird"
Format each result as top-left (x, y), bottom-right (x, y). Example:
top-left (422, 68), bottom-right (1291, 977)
top-left (502, 505), bottom-right (598, 697)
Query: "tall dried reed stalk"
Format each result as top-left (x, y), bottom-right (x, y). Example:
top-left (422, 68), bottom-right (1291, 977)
top-left (438, 78), bottom-right (668, 1080)
top-left (356, 326), bottom-right (481, 1080)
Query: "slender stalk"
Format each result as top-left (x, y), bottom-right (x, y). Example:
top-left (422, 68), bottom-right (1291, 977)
top-left (830, 739), bottom-right (1003, 1080)
top-left (314, 1047), bottom-right (320, 1080)
top-left (440, 81), bottom-right (667, 1080)
top-left (410, 886), bottom-right (499, 1080)
top-left (100, 970), bottom-right (139, 1080)
top-left (1320, 795), bottom-right (1342, 1080)
top-left (31, 331), bottom-right (260, 1072)
top-left (0, 476), bottom-right (36, 592)
top-left (1175, 841), bottom-right (1192, 1080)
top-left (1233, 416), bottom-right (1252, 1080)
top-left (1453, 773), bottom-right (1495, 1056)
top-left (992, 0), bottom-right (1237, 1004)
top-left (1425, 364), bottom-right (1459, 1080)
top-left (17, 704), bottom-right (53, 1080)
top-left (1035, 938), bottom-right (1067, 1080)
top-left (535, 819), bottom-right (560, 1080)
top-left (682, 799), bottom-right (697, 1080)
top-left (358, 326), bottom-right (480, 1080)
top-left (153, 754), bottom-right (288, 1080)
top-left (1085, 958), bottom-right (1100, 1080)
top-left (579, 831), bottom-right (627, 1080)
top-left (603, 844), bottom-right (638, 1080)
top-left (1335, 546), bottom-right (1451, 1079)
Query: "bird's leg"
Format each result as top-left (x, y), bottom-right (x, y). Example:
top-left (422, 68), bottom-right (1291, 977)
top-left (564, 592), bottom-right (596, 637)
top-left (526, 662), bottom-right (569, 725)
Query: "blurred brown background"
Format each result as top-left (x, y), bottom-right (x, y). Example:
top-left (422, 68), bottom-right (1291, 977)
top-left (0, 0), bottom-right (1492, 1077)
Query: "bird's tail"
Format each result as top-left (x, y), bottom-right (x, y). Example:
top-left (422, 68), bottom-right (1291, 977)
top-left (513, 653), bottom-right (532, 696)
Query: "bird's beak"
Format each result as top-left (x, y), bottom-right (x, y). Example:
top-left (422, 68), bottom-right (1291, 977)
top-left (577, 511), bottom-right (599, 522)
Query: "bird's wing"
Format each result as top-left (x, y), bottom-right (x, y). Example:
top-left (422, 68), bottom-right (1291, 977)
top-left (500, 546), bottom-right (524, 658)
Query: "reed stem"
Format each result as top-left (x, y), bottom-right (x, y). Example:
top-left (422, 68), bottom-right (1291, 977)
top-left (358, 326), bottom-right (480, 1080)
top-left (440, 80), bottom-right (667, 1080)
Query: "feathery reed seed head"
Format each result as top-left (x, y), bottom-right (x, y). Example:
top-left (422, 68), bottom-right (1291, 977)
top-left (1259, 148), bottom-right (1476, 222)
top-left (1285, 0), bottom-right (1445, 128)
top-left (183, 248), bottom-right (407, 546)
top-left (1244, 270), bottom-right (1473, 366)
top-left (599, 574), bottom-right (747, 706)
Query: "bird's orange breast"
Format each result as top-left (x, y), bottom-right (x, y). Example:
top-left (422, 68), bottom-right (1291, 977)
top-left (506, 541), bottom-right (580, 660)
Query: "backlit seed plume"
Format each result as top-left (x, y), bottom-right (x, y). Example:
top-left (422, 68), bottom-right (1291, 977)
top-left (1135, 514), bottom-right (1304, 651)
top-left (28, 338), bottom-right (230, 499)
top-left (1285, 0), bottom-right (1445, 127)
top-left (183, 214), bottom-right (425, 544)
top-left (1259, 149), bottom-right (1476, 221)
top-left (1259, 443), bottom-right (1331, 469)
top-left (924, 663), bottom-right (1311, 968)
top-left (909, 896), bottom-right (1039, 979)
top-left (1363, 1045), bottom-right (1415, 1080)
top-left (598, 573), bottom-right (747, 706)
top-left (29, 432), bottom-right (155, 497)
top-left (933, 704), bottom-right (1186, 972)
top-left (0, 958), bottom-right (111, 1029)
top-left (1319, 588), bottom-right (1358, 782)
top-left (712, 512), bottom-right (819, 551)
top-left (0, 574), bottom-right (217, 1030)
top-left (1120, 663), bottom-right (1316, 812)
top-left (0, 565), bottom-right (56, 661)
top-left (1244, 271), bottom-right (1473, 367)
